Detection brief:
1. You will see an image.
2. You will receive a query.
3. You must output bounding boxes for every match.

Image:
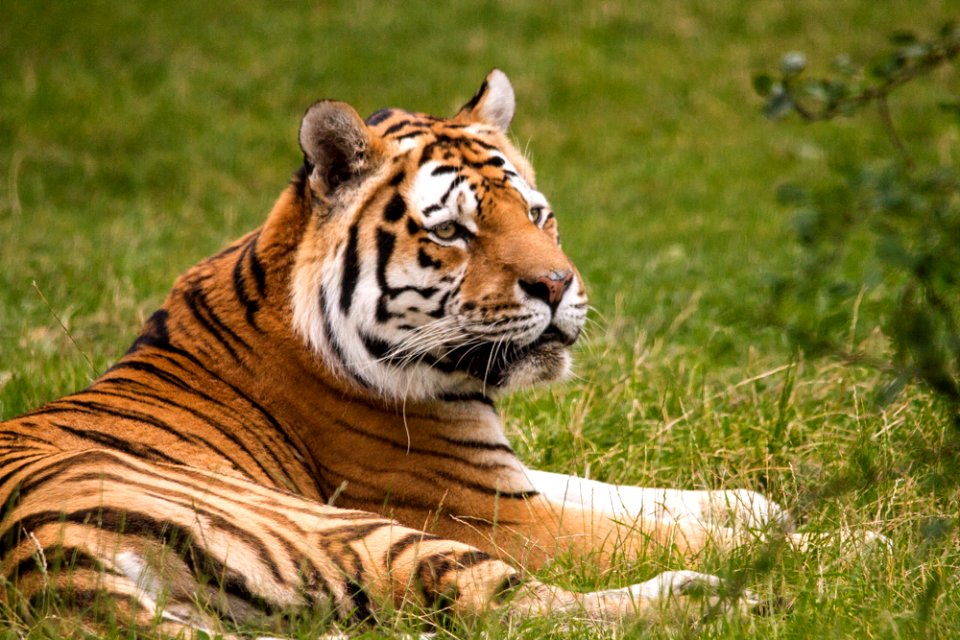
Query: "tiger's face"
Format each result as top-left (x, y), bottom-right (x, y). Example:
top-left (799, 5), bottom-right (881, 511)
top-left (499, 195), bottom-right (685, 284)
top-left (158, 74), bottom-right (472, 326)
top-left (291, 71), bottom-right (587, 400)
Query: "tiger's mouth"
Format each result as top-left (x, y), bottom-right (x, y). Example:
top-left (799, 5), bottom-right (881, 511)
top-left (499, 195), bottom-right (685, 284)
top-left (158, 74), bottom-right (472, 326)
top-left (442, 325), bottom-right (575, 387)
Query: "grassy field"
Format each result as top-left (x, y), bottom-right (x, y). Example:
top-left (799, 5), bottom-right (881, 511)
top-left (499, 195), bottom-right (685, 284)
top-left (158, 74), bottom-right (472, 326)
top-left (2, 1), bottom-right (960, 637)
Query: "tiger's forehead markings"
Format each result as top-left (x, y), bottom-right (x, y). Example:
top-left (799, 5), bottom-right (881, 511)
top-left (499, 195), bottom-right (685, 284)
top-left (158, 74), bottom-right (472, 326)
top-left (409, 160), bottom-right (481, 230)
top-left (368, 109), bottom-right (537, 224)
top-left (406, 155), bottom-right (536, 234)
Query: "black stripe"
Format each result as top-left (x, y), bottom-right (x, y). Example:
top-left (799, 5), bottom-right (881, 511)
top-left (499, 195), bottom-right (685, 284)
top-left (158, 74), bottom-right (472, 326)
top-left (0, 452), bottom-right (48, 499)
top-left (365, 108), bottom-right (393, 126)
top-left (1, 450), bottom-right (146, 513)
top-left (9, 545), bottom-right (111, 581)
top-left (431, 165), bottom-right (459, 176)
top-left (383, 531), bottom-right (441, 569)
top-left (340, 224), bottom-right (361, 314)
top-left (52, 423), bottom-right (183, 466)
top-left (383, 120), bottom-right (413, 136)
top-left (291, 163), bottom-right (311, 200)
top-left (417, 248), bottom-right (442, 270)
top-left (27, 584), bottom-right (143, 615)
top-left (416, 549), bottom-right (492, 608)
top-left (247, 231), bottom-right (267, 298)
top-left (430, 469), bottom-right (536, 500)
top-left (333, 419), bottom-right (513, 471)
top-left (35, 400), bottom-right (196, 446)
top-left (440, 175), bottom-right (468, 204)
top-left (494, 573), bottom-right (524, 604)
top-left (436, 436), bottom-right (514, 454)
top-left (331, 478), bottom-right (448, 514)
top-left (0, 428), bottom-right (58, 448)
top-left (426, 287), bottom-right (454, 319)
top-left (359, 332), bottom-right (393, 362)
top-left (389, 170), bottom-right (405, 186)
top-left (383, 192), bottom-right (406, 222)
top-left (198, 242), bottom-right (243, 267)
top-left (461, 79), bottom-right (488, 112)
top-left (376, 229), bottom-right (396, 279)
top-left (83, 479), bottom-right (292, 593)
top-left (344, 569), bottom-right (373, 621)
top-left (125, 309), bottom-right (171, 355)
top-left (469, 138), bottom-right (500, 151)
top-left (233, 239), bottom-right (264, 332)
top-left (394, 130), bottom-right (425, 142)
top-left (375, 229), bottom-right (397, 322)
top-left (406, 218), bottom-right (421, 235)
top-left (104, 358), bottom-right (195, 396)
top-left (319, 521), bottom-right (393, 545)
top-left (181, 285), bottom-right (250, 363)
top-left (437, 392), bottom-right (496, 407)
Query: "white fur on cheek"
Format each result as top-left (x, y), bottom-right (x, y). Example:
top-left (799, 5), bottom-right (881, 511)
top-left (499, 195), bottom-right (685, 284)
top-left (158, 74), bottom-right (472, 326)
top-left (291, 222), bottom-right (476, 400)
top-left (291, 247), bottom-right (330, 368)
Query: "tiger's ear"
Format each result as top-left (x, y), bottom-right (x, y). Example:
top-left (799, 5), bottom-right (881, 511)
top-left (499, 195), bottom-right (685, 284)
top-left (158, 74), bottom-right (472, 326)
top-left (456, 69), bottom-right (515, 132)
top-left (299, 100), bottom-right (381, 194)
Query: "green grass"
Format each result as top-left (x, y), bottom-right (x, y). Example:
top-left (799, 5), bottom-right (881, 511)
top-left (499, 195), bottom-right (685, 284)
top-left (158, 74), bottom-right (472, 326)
top-left (2, 0), bottom-right (960, 637)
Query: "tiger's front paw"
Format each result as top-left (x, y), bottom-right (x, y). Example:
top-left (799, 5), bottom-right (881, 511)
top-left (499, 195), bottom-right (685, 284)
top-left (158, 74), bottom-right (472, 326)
top-left (591, 570), bottom-right (765, 624)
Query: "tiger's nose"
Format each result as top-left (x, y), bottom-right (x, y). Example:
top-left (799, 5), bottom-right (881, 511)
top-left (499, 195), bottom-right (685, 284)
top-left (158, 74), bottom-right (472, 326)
top-left (519, 270), bottom-right (574, 309)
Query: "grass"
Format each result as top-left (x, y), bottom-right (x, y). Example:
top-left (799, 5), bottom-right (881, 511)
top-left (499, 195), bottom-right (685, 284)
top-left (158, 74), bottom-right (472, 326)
top-left (2, 0), bottom-right (960, 637)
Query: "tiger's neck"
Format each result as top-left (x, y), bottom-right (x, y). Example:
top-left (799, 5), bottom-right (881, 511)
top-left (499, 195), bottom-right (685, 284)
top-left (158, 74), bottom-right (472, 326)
top-left (106, 180), bottom-right (535, 512)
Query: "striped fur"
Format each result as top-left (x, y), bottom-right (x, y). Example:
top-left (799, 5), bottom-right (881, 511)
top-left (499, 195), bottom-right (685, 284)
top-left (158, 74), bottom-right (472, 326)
top-left (1, 71), bottom-right (779, 636)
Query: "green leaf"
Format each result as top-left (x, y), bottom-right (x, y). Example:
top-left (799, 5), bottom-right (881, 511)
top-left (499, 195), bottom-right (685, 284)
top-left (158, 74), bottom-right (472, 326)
top-left (800, 79), bottom-right (829, 102)
top-left (938, 101), bottom-right (960, 113)
top-left (869, 52), bottom-right (906, 79)
top-left (876, 234), bottom-right (914, 270)
top-left (902, 43), bottom-right (932, 60)
top-left (832, 53), bottom-right (857, 75)
top-left (776, 183), bottom-right (808, 205)
top-left (752, 72), bottom-right (774, 96)
top-left (792, 207), bottom-right (822, 244)
top-left (763, 87), bottom-right (794, 119)
top-left (780, 51), bottom-right (807, 77)
top-left (888, 30), bottom-right (918, 45)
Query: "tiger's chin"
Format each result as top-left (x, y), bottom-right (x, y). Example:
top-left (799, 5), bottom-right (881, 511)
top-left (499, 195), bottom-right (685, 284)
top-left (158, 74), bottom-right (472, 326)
top-left (494, 341), bottom-right (572, 391)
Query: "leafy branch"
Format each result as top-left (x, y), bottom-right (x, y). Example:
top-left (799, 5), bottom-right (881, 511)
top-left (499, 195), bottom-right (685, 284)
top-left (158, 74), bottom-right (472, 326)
top-left (755, 22), bottom-right (960, 168)
top-left (755, 23), bottom-right (960, 425)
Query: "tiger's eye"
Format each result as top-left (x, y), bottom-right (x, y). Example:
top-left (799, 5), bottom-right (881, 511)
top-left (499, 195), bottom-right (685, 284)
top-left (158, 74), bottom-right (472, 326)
top-left (431, 221), bottom-right (458, 240)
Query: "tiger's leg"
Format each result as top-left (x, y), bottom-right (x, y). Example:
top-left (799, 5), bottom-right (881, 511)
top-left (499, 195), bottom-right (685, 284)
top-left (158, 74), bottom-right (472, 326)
top-left (1, 449), bottom-right (738, 633)
top-left (524, 469), bottom-right (794, 536)
top-left (520, 470), bottom-right (887, 559)
top-left (443, 469), bottom-right (791, 569)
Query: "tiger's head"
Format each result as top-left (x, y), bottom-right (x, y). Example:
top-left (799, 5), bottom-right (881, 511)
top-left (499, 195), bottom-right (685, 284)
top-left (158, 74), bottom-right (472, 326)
top-left (290, 70), bottom-right (587, 400)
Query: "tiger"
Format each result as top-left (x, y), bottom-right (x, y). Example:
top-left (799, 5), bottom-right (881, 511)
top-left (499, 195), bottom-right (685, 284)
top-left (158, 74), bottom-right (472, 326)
top-left (1, 70), bottom-right (799, 637)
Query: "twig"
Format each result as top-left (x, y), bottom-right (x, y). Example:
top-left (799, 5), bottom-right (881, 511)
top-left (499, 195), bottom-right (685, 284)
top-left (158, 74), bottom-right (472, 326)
top-left (876, 95), bottom-right (914, 169)
top-left (31, 281), bottom-right (96, 375)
